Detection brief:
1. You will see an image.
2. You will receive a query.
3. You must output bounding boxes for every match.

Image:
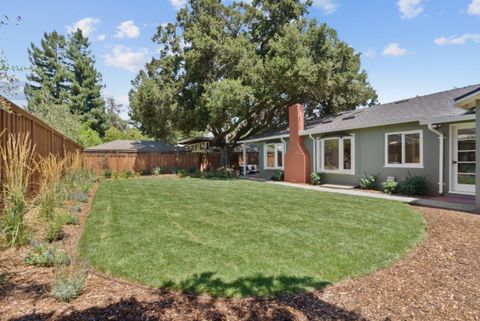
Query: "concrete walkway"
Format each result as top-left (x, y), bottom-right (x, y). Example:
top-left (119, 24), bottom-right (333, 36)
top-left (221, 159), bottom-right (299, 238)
top-left (262, 180), bottom-right (478, 213)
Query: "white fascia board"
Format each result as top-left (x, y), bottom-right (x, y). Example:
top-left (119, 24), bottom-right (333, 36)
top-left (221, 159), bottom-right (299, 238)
top-left (238, 134), bottom-right (289, 143)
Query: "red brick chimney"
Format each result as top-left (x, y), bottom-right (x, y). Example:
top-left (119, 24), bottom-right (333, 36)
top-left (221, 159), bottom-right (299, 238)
top-left (284, 104), bottom-right (310, 184)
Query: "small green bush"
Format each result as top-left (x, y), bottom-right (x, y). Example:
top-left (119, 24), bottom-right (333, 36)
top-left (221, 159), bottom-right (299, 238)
top-left (46, 220), bottom-right (64, 242)
top-left (171, 166), bottom-right (181, 174)
top-left (103, 169), bottom-right (112, 179)
top-left (271, 171), bottom-right (284, 181)
top-left (64, 214), bottom-right (79, 225)
top-left (382, 179), bottom-right (399, 194)
top-left (124, 170), bottom-right (133, 179)
top-left (111, 172), bottom-right (119, 179)
top-left (177, 169), bottom-right (188, 178)
top-left (310, 172), bottom-right (322, 185)
top-left (24, 242), bottom-right (70, 267)
top-left (359, 175), bottom-right (376, 190)
top-left (152, 167), bottom-right (162, 176)
top-left (68, 191), bottom-right (88, 203)
top-left (401, 175), bottom-right (428, 195)
top-left (51, 269), bottom-right (85, 302)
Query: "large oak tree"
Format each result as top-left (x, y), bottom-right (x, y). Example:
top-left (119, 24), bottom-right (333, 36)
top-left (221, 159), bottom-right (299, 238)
top-left (129, 0), bottom-right (377, 162)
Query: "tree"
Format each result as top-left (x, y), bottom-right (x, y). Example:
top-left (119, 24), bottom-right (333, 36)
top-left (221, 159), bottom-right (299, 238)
top-left (105, 96), bottom-right (127, 131)
top-left (0, 15), bottom-right (22, 96)
top-left (24, 31), bottom-right (69, 110)
top-left (65, 29), bottom-right (107, 135)
top-left (129, 0), bottom-right (377, 163)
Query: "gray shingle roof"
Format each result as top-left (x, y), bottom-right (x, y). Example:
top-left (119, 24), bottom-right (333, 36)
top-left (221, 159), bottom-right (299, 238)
top-left (84, 140), bottom-right (186, 153)
top-left (240, 84), bottom-right (480, 142)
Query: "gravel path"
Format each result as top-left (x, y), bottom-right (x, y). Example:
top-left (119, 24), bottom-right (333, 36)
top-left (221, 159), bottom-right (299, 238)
top-left (1, 206), bottom-right (479, 321)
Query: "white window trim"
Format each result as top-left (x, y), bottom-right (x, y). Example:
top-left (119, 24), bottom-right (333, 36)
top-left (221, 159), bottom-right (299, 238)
top-left (316, 135), bottom-right (355, 175)
top-left (264, 142), bottom-right (284, 170)
top-left (384, 130), bottom-right (423, 168)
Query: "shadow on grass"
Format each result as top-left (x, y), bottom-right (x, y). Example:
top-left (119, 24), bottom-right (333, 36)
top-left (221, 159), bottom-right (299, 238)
top-left (162, 272), bottom-right (331, 298)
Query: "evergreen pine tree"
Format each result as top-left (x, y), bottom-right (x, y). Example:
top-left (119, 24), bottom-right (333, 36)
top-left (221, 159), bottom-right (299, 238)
top-left (24, 31), bottom-right (69, 110)
top-left (65, 29), bottom-right (107, 136)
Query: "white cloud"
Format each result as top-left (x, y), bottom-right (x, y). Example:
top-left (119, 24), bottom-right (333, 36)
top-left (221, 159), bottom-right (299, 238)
top-left (169, 0), bottom-right (186, 9)
top-left (468, 0), bottom-right (480, 15)
top-left (66, 17), bottom-right (100, 37)
top-left (96, 34), bottom-right (107, 41)
top-left (103, 45), bottom-right (148, 72)
top-left (312, 0), bottom-right (338, 14)
top-left (382, 43), bottom-right (407, 57)
top-left (397, 0), bottom-right (424, 19)
top-left (434, 33), bottom-right (480, 46)
top-left (115, 20), bottom-right (140, 39)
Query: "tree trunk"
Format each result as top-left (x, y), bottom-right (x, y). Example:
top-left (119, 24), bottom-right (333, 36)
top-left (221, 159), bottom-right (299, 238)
top-left (219, 144), bottom-right (231, 168)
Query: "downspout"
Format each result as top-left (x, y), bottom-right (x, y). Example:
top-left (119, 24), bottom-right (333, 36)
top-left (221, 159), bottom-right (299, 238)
top-left (280, 137), bottom-right (286, 168)
top-left (309, 134), bottom-right (316, 173)
top-left (427, 123), bottom-right (444, 194)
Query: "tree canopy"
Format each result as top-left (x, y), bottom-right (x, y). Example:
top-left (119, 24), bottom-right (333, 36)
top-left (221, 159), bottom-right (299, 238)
top-left (130, 0), bottom-right (377, 150)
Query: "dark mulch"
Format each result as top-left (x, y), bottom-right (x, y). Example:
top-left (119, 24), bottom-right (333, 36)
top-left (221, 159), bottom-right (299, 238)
top-left (1, 187), bottom-right (479, 321)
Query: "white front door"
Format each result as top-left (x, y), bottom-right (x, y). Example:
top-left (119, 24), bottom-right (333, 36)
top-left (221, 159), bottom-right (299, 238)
top-left (451, 123), bottom-right (476, 194)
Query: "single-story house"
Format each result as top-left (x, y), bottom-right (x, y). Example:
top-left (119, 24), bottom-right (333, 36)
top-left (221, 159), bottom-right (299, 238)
top-left (238, 84), bottom-right (480, 207)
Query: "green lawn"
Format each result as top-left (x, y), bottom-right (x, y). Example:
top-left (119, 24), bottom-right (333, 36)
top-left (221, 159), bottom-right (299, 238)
top-left (79, 177), bottom-right (426, 297)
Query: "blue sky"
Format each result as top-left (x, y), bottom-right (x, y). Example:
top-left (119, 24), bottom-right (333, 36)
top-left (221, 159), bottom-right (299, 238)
top-left (1, 0), bottom-right (479, 119)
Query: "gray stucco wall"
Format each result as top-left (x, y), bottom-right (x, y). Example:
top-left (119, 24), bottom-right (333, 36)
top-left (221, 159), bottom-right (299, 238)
top-left (257, 120), bottom-right (475, 195)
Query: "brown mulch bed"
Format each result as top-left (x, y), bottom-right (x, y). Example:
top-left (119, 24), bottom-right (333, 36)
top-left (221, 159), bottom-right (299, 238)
top-left (1, 185), bottom-right (480, 320)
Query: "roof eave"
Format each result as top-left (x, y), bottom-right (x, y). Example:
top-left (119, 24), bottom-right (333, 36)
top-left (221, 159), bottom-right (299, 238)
top-left (238, 134), bottom-right (289, 143)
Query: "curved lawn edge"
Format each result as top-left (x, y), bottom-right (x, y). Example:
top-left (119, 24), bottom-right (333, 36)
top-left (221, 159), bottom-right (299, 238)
top-left (78, 177), bottom-right (427, 298)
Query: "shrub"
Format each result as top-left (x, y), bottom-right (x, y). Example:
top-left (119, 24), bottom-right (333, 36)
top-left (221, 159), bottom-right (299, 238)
top-left (0, 132), bottom-right (36, 247)
top-left (104, 169), bottom-right (112, 178)
top-left (171, 166), bottom-right (181, 174)
top-left (359, 175), bottom-right (376, 190)
top-left (271, 171), bottom-right (284, 181)
top-left (111, 172), bottom-right (119, 179)
top-left (402, 175), bottom-right (428, 196)
top-left (51, 268), bottom-right (85, 302)
top-left (177, 169), bottom-right (188, 178)
top-left (124, 170), bottom-right (133, 179)
top-left (68, 191), bottom-right (88, 203)
top-left (152, 167), bottom-right (162, 176)
top-left (310, 172), bottom-right (322, 185)
top-left (36, 155), bottom-right (65, 220)
top-left (24, 242), bottom-right (70, 267)
top-left (382, 179), bottom-right (399, 194)
top-left (46, 219), bottom-right (64, 242)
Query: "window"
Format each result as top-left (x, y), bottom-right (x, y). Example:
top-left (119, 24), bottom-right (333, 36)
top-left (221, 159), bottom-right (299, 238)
top-left (318, 136), bottom-right (355, 174)
top-left (385, 130), bottom-right (423, 167)
top-left (264, 143), bottom-right (284, 169)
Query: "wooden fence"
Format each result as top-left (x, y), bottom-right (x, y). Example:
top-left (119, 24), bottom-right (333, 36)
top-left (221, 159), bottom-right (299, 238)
top-left (0, 96), bottom-right (83, 195)
top-left (83, 151), bottom-right (259, 175)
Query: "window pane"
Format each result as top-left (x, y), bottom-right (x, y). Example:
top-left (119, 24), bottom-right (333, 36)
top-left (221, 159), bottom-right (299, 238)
top-left (458, 151), bottom-right (475, 162)
top-left (324, 139), bottom-right (339, 170)
top-left (458, 140), bottom-right (475, 151)
top-left (277, 144), bottom-right (283, 167)
top-left (405, 133), bottom-right (420, 163)
top-left (387, 134), bottom-right (402, 164)
top-left (458, 174), bottom-right (475, 185)
top-left (458, 128), bottom-right (475, 140)
top-left (266, 144), bottom-right (275, 168)
top-left (458, 163), bottom-right (475, 173)
top-left (343, 138), bottom-right (351, 170)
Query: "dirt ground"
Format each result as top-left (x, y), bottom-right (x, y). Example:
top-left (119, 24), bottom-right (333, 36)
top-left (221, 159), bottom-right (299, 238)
top-left (1, 184), bottom-right (479, 321)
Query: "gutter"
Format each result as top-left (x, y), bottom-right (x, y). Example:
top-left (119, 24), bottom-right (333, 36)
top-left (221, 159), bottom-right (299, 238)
top-left (427, 123), bottom-right (444, 194)
top-left (309, 134), bottom-right (316, 172)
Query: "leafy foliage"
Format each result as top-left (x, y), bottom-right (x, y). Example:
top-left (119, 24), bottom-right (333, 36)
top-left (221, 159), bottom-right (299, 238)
top-left (359, 175), bottom-right (376, 190)
top-left (401, 175), bottom-right (428, 196)
top-left (382, 179), bottom-right (399, 195)
top-left (271, 170), bottom-right (284, 181)
top-left (130, 0), bottom-right (377, 151)
top-left (310, 172), bottom-right (322, 185)
top-left (151, 167), bottom-right (162, 176)
top-left (51, 268), bottom-right (86, 302)
top-left (24, 242), bottom-right (70, 267)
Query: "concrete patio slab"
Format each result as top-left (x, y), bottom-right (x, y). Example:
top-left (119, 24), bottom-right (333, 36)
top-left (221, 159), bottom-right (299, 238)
top-left (264, 181), bottom-right (478, 213)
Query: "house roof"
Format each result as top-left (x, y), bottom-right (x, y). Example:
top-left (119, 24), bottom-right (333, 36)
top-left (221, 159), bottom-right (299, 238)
top-left (239, 84), bottom-right (480, 142)
top-left (84, 140), bottom-right (186, 153)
